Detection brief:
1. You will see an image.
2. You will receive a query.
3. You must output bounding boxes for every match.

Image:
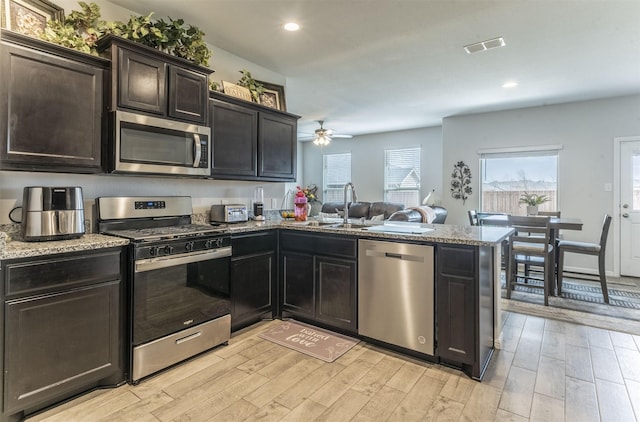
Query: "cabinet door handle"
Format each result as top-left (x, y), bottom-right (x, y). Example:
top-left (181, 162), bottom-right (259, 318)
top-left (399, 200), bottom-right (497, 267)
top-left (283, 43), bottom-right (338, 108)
top-left (192, 133), bottom-right (201, 168)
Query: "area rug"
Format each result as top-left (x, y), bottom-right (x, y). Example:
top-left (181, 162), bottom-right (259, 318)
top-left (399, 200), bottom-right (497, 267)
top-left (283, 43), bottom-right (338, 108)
top-left (502, 277), bottom-right (640, 310)
top-left (258, 320), bottom-right (359, 362)
top-left (501, 273), bottom-right (640, 327)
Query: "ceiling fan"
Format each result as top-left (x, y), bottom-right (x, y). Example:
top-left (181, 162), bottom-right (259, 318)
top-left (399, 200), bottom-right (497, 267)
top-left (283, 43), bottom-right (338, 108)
top-left (298, 120), bottom-right (353, 146)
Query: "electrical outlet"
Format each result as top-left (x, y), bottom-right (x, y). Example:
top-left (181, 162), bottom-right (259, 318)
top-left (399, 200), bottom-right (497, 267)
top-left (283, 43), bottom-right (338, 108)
top-left (220, 199), bottom-right (228, 204)
top-left (604, 183), bottom-right (613, 192)
top-left (272, 198), bottom-right (278, 209)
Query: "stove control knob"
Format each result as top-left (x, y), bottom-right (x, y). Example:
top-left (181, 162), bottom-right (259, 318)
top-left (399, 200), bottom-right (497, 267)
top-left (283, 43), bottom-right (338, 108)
top-left (205, 239), bottom-right (215, 249)
top-left (185, 241), bottom-right (195, 252)
top-left (149, 246), bottom-right (161, 257)
top-left (164, 245), bottom-right (174, 255)
top-left (215, 238), bottom-right (223, 248)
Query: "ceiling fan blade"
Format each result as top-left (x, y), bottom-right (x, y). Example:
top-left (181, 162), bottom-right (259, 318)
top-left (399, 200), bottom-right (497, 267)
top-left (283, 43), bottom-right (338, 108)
top-left (331, 134), bottom-right (353, 138)
top-left (297, 135), bottom-right (317, 141)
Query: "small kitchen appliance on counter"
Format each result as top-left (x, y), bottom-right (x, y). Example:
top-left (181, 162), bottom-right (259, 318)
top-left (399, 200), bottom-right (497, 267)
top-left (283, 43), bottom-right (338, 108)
top-left (21, 186), bottom-right (85, 241)
top-left (253, 186), bottom-right (265, 221)
top-left (210, 204), bottom-right (248, 223)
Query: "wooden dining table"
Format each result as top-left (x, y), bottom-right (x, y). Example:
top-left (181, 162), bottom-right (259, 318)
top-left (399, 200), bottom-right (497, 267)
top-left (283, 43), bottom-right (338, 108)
top-left (479, 214), bottom-right (583, 294)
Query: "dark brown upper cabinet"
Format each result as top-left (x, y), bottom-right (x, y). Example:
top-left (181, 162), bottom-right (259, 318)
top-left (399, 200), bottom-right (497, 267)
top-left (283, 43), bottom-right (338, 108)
top-left (0, 30), bottom-right (108, 173)
top-left (98, 35), bottom-right (212, 125)
top-left (209, 91), bottom-right (298, 181)
top-left (210, 99), bottom-right (258, 177)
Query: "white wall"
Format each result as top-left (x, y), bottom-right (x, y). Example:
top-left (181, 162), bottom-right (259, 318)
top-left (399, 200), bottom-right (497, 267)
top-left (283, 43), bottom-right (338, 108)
top-left (301, 126), bottom-right (443, 205)
top-left (0, 0), bottom-right (298, 226)
top-left (441, 94), bottom-right (640, 273)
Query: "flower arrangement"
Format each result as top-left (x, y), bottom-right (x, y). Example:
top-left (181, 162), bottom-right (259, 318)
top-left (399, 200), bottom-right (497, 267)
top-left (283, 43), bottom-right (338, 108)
top-left (298, 185), bottom-right (319, 202)
top-left (519, 192), bottom-right (550, 206)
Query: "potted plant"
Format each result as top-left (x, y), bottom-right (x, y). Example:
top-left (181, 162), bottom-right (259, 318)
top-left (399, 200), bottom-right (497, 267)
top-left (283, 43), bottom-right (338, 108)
top-left (519, 192), bottom-right (550, 215)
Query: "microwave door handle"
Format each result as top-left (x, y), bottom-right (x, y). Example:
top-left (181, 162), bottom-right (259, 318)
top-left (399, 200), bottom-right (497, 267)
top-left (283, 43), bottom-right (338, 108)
top-left (192, 133), bottom-right (201, 168)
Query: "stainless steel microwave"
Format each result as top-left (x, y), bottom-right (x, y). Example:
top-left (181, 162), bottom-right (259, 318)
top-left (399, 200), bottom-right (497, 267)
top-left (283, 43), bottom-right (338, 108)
top-left (113, 110), bottom-right (210, 177)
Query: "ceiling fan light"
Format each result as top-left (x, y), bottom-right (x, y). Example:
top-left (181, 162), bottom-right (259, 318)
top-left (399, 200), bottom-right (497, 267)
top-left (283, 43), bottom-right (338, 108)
top-left (314, 134), bottom-right (331, 146)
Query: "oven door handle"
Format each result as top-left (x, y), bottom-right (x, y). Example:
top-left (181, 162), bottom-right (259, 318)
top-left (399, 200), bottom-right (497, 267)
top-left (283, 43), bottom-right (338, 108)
top-left (135, 246), bottom-right (232, 273)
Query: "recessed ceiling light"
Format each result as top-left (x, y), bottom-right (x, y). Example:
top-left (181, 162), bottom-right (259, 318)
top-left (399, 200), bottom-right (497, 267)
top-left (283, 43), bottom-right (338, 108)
top-left (283, 22), bottom-right (300, 31)
top-left (502, 81), bottom-right (519, 88)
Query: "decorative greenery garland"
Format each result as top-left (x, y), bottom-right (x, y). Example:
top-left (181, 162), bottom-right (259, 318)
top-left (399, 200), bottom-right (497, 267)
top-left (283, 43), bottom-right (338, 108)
top-left (40, 1), bottom-right (211, 66)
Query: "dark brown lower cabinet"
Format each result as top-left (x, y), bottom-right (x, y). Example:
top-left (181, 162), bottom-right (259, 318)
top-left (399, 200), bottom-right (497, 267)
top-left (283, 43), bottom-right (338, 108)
top-left (436, 244), bottom-right (494, 380)
top-left (315, 256), bottom-right (357, 331)
top-left (1, 248), bottom-right (124, 421)
top-left (281, 251), bottom-right (316, 319)
top-left (230, 231), bottom-right (276, 331)
top-left (280, 231), bottom-right (357, 333)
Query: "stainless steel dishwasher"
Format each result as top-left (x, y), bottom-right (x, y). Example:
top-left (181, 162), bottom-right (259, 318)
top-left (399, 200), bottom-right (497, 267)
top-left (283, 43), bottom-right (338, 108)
top-left (358, 239), bottom-right (434, 355)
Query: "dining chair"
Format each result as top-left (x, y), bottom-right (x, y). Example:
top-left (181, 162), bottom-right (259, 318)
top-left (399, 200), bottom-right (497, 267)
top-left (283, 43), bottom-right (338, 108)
top-left (557, 214), bottom-right (612, 303)
top-left (468, 210), bottom-right (479, 226)
top-left (530, 211), bottom-right (562, 274)
top-left (507, 215), bottom-right (554, 305)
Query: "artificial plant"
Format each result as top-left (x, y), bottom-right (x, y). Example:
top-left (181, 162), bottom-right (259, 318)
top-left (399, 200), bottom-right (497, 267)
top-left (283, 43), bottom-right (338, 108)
top-left (237, 69), bottom-right (265, 103)
top-left (40, 1), bottom-right (211, 66)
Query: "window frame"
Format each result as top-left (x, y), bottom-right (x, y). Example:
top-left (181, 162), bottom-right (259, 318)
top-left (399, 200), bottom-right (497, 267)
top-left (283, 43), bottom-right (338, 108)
top-left (322, 152), bottom-right (352, 203)
top-left (479, 146), bottom-right (561, 215)
top-left (384, 146), bottom-right (422, 207)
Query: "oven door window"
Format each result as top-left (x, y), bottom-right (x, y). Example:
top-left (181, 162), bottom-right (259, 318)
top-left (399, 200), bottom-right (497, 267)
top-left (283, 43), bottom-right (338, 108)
top-left (133, 257), bottom-right (230, 345)
top-left (121, 122), bottom-right (197, 167)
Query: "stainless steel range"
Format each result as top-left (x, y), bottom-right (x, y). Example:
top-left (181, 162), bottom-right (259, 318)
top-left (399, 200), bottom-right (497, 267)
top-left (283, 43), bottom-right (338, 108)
top-left (96, 196), bottom-right (231, 383)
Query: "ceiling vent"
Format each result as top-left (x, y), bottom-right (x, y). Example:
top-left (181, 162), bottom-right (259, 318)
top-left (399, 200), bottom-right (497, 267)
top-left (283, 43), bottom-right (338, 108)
top-left (464, 37), bottom-right (505, 54)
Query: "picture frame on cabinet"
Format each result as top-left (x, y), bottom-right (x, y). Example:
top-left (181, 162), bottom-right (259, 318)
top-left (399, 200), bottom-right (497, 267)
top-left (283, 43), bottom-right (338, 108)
top-left (257, 81), bottom-right (286, 112)
top-left (222, 81), bottom-right (253, 102)
top-left (1, 0), bottom-right (63, 38)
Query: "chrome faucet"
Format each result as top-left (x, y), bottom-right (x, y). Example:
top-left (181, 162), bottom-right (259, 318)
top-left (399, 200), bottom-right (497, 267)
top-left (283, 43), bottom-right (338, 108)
top-left (343, 182), bottom-right (357, 224)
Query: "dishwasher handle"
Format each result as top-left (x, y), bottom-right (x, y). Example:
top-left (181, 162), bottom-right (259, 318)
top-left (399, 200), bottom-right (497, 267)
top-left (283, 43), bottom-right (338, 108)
top-left (365, 248), bottom-right (425, 263)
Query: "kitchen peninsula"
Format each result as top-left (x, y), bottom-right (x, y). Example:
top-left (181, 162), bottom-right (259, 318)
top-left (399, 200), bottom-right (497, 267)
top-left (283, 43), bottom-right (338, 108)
top-left (236, 219), bottom-right (511, 380)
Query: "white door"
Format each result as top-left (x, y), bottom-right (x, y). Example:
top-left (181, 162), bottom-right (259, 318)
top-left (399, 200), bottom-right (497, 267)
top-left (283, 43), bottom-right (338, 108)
top-left (620, 139), bottom-right (640, 276)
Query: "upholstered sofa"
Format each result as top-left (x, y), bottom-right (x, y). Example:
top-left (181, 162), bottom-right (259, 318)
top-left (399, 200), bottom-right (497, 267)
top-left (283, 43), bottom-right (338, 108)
top-left (320, 201), bottom-right (404, 220)
top-left (387, 205), bottom-right (448, 224)
top-left (320, 201), bottom-right (448, 224)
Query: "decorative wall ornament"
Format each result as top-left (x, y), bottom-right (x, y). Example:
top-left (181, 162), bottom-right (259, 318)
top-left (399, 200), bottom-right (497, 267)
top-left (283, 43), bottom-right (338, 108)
top-left (222, 81), bottom-right (252, 102)
top-left (450, 161), bottom-right (472, 204)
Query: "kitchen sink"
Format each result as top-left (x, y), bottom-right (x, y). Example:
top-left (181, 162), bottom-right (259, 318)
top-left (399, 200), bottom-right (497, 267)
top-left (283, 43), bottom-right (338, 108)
top-left (328, 223), bottom-right (368, 229)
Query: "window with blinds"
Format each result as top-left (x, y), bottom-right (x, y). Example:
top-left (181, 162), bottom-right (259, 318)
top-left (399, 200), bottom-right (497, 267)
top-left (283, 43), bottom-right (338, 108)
top-left (323, 153), bottom-right (352, 202)
top-left (384, 147), bottom-right (421, 207)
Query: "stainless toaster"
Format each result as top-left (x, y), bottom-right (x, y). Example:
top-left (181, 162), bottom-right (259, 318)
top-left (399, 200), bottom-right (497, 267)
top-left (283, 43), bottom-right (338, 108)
top-left (210, 204), bottom-right (248, 223)
top-left (21, 186), bottom-right (85, 241)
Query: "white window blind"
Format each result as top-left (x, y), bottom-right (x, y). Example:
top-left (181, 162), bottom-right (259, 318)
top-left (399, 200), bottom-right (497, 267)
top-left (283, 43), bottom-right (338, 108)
top-left (384, 147), bottom-right (421, 207)
top-left (323, 153), bottom-right (352, 202)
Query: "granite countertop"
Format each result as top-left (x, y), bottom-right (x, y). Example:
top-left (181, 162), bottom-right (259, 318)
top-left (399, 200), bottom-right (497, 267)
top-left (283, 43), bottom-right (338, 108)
top-left (0, 232), bottom-right (129, 260)
top-left (1, 219), bottom-right (512, 260)
top-left (224, 219), bottom-right (513, 247)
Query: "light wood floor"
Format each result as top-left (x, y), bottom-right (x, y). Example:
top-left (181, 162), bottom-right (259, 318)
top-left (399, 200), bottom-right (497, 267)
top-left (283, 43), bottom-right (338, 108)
top-left (26, 313), bottom-right (640, 422)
